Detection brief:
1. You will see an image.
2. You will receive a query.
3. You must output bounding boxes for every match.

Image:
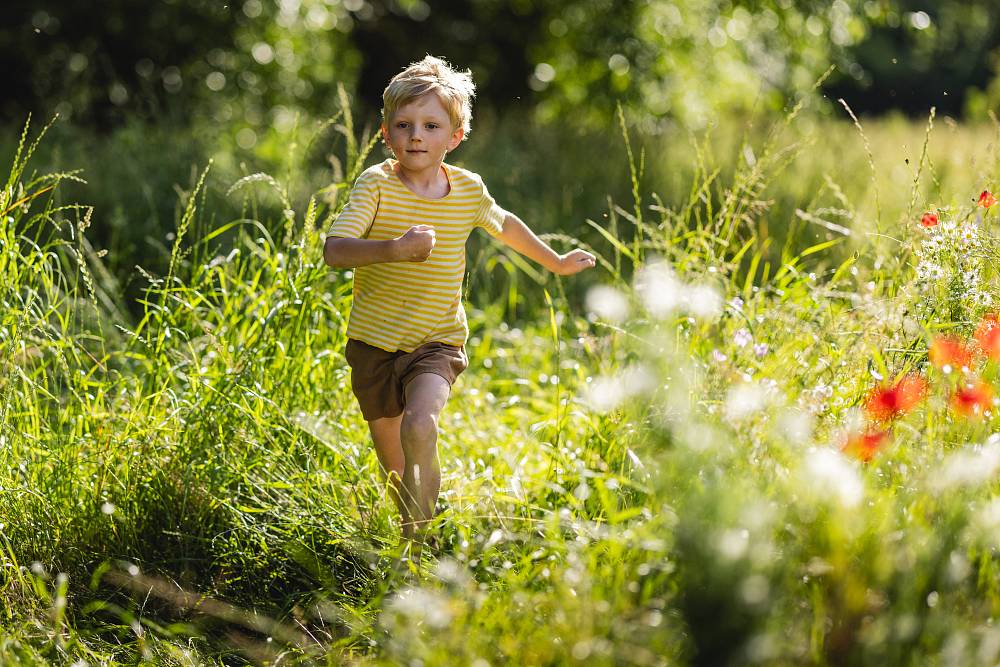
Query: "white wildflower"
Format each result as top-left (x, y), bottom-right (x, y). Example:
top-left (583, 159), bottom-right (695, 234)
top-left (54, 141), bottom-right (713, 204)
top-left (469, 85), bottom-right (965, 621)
top-left (585, 285), bottom-right (629, 323)
top-left (583, 364), bottom-right (655, 411)
top-left (685, 284), bottom-right (723, 320)
top-left (733, 328), bottom-right (753, 348)
top-left (635, 261), bottom-right (682, 316)
top-left (802, 448), bottom-right (863, 508)
top-left (933, 440), bottom-right (1000, 491)
top-left (724, 382), bottom-right (767, 421)
top-left (385, 587), bottom-right (453, 629)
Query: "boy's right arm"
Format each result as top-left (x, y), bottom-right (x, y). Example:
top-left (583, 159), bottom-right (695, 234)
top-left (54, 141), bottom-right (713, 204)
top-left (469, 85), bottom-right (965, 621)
top-left (324, 225), bottom-right (436, 269)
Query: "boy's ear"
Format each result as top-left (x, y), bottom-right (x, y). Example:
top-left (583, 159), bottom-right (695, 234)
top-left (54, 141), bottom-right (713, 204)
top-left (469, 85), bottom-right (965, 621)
top-left (380, 124), bottom-right (389, 143)
top-left (447, 127), bottom-right (465, 152)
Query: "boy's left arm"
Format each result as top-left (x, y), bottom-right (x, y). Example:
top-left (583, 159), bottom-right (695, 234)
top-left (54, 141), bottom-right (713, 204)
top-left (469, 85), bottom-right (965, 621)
top-left (495, 211), bottom-right (596, 276)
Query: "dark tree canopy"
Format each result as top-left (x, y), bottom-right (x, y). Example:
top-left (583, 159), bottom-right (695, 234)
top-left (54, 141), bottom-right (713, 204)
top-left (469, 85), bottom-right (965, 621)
top-left (4, 0), bottom-right (1000, 131)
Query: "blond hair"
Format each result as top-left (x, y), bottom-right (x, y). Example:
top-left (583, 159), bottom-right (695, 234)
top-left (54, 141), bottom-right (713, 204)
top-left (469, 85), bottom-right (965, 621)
top-left (382, 55), bottom-right (475, 139)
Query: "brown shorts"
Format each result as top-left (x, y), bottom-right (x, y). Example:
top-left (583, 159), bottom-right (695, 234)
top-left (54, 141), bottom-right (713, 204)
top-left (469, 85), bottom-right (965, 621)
top-left (344, 338), bottom-right (469, 421)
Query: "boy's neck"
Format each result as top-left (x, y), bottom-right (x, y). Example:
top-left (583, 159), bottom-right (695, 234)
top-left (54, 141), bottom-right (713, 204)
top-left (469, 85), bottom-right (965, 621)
top-left (394, 160), bottom-right (450, 199)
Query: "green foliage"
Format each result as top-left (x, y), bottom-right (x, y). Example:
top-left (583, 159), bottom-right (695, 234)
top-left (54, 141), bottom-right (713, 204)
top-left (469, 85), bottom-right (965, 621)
top-left (8, 79), bottom-right (1000, 666)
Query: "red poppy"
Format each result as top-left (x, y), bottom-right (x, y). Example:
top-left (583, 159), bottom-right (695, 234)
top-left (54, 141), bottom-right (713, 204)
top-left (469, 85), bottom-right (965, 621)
top-left (863, 374), bottom-right (928, 422)
top-left (975, 314), bottom-right (1000, 360)
top-left (929, 336), bottom-right (973, 370)
top-left (919, 212), bottom-right (939, 228)
top-left (979, 190), bottom-right (997, 208)
top-left (950, 379), bottom-right (994, 417)
top-left (842, 429), bottom-right (890, 463)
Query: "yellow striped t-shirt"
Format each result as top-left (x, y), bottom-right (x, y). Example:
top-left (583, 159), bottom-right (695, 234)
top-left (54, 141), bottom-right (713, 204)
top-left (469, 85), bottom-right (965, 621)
top-left (327, 159), bottom-right (506, 352)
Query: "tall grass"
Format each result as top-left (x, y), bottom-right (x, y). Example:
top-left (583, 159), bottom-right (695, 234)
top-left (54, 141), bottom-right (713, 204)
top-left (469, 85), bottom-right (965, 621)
top-left (4, 96), bottom-right (1000, 666)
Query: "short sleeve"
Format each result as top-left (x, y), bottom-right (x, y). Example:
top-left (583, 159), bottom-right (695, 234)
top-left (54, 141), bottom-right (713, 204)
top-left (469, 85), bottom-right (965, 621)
top-left (327, 170), bottom-right (380, 239)
top-left (473, 179), bottom-right (506, 238)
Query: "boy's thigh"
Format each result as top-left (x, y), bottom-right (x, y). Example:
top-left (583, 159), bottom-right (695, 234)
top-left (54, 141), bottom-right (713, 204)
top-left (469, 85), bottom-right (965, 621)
top-left (397, 342), bottom-right (467, 393)
top-left (402, 372), bottom-right (452, 416)
top-left (345, 338), bottom-right (405, 420)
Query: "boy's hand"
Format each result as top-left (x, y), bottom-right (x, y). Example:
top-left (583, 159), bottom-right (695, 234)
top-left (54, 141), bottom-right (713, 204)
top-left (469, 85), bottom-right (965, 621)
top-left (553, 249), bottom-right (596, 275)
top-left (395, 225), bottom-right (436, 262)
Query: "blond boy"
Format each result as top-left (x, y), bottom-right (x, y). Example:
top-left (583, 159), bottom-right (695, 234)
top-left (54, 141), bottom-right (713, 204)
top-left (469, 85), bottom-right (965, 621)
top-left (324, 55), bottom-right (595, 546)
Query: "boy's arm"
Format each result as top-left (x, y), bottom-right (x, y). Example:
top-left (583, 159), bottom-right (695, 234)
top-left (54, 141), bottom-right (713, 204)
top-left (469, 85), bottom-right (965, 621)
top-left (324, 225), bottom-right (436, 269)
top-left (495, 211), bottom-right (596, 276)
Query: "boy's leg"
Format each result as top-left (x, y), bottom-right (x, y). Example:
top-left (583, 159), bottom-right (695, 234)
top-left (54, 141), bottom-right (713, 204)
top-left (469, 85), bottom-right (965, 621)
top-left (399, 373), bottom-right (451, 532)
top-left (367, 413), bottom-right (412, 537)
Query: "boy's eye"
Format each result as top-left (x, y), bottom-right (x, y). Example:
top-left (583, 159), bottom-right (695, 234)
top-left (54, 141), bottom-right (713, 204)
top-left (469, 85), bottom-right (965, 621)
top-left (396, 122), bottom-right (408, 128)
top-left (426, 124), bottom-right (438, 129)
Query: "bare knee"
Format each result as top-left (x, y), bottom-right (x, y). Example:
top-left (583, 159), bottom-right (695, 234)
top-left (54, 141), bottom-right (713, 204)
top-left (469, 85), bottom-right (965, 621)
top-left (380, 464), bottom-right (404, 483)
top-left (400, 411), bottom-right (438, 453)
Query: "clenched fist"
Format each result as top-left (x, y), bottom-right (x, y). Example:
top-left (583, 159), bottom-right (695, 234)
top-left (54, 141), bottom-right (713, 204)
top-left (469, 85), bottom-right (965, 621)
top-left (395, 225), bottom-right (436, 262)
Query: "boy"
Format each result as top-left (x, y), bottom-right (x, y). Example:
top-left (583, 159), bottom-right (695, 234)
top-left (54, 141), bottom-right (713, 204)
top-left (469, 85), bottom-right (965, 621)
top-left (323, 55), bottom-right (595, 550)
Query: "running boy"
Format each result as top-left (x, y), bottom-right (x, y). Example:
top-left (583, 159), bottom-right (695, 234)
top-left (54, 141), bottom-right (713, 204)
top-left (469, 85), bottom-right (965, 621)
top-left (324, 55), bottom-right (595, 545)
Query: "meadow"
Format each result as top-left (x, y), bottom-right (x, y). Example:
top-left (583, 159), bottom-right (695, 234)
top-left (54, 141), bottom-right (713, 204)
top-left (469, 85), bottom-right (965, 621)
top-left (4, 102), bottom-right (1000, 666)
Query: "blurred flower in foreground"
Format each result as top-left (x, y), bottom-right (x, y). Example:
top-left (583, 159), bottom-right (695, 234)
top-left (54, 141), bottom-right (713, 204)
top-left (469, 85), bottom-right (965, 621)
top-left (863, 374), bottom-right (927, 423)
top-left (804, 448), bottom-right (863, 507)
top-left (724, 382), bottom-right (772, 422)
top-left (585, 285), bottom-right (629, 323)
top-left (951, 379), bottom-right (994, 417)
top-left (686, 285), bottom-right (723, 320)
top-left (919, 212), bottom-right (939, 228)
top-left (933, 437), bottom-right (1000, 491)
top-left (929, 336), bottom-right (973, 371)
top-left (634, 260), bottom-right (722, 320)
top-left (975, 314), bottom-right (1000, 360)
top-left (634, 261), bottom-right (681, 316)
top-left (385, 587), bottom-right (453, 629)
top-left (733, 328), bottom-right (752, 348)
top-left (841, 429), bottom-right (890, 463)
top-left (584, 364), bottom-right (656, 411)
top-left (979, 190), bottom-right (997, 208)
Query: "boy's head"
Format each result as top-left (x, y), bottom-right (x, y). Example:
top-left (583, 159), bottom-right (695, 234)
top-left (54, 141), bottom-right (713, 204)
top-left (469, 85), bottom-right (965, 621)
top-left (382, 55), bottom-right (475, 139)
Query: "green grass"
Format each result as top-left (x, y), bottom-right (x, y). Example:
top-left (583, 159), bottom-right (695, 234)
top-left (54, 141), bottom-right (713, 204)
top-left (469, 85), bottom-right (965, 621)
top-left (4, 101), bottom-right (1000, 666)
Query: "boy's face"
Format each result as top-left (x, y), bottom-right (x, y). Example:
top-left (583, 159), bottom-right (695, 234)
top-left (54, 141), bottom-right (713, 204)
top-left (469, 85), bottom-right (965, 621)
top-left (382, 93), bottom-right (464, 174)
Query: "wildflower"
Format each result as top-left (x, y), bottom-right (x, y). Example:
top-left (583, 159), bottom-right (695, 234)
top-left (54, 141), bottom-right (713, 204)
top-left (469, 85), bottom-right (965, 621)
top-left (863, 374), bottom-right (927, 422)
top-left (915, 261), bottom-right (945, 281)
top-left (979, 190), bottom-right (997, 208)
top-left (951, 379), bottom-right (994, 417)
top-left (634, 261), bottom-right (681, 316)
top-left (975, 314), bottom-right (1000, 360)
top-left (686, 285), bottom-right (723, 320)
top-left (724, 382), bottom-right (768, 421)
top-left (734, 328), bottom-right (752, 348)
top-left (920, 212), bottom-right (939, 228)
top-left (585, 285), bottom-right (629, 323)
top-left (841, 429), bottom-right (890, 463)
top-left (713, 349), bottom-right (727, 362)
top-left (729, 296), bottom-right (744, 310)
top-left (753, 342), bottom-right (769, 358)
top-left (805, 448), bottom-right (864, 506)
top-left (929, 336), bottom-right (973, 371)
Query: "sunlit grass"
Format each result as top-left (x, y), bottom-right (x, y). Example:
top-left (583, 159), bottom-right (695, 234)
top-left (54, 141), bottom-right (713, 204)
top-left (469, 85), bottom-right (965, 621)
top-left (5, 99), bottom-right (1000, 666)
